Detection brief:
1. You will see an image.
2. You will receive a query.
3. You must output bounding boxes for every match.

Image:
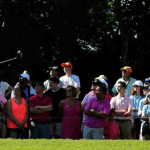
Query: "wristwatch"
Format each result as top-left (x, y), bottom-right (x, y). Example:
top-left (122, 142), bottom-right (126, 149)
top-left (91, 109), bottom-right (95, 112)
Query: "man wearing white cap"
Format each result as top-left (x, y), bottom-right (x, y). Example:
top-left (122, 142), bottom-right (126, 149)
top-left (94, 76), bottom-right (112, 101)
top-left (112, 66), bottom-right (136, 97)
top-left (11, 72), bottom-right (36, 101)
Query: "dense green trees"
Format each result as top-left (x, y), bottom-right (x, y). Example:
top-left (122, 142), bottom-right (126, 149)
top-left (0, 0), bottom-right (150, 97)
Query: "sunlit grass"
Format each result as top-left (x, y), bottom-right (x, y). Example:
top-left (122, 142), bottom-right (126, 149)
top-left (0, 139), bottom-right (149, 150)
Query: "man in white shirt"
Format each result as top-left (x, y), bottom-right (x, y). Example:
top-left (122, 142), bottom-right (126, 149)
top-left (60, 62), bottom-right (80, 98)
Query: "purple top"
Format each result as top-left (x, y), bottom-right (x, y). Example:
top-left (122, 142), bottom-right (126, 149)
top-left (84, 97), bottom-right (110, 128)
top-left (82, 93), bottom-right (96, 123)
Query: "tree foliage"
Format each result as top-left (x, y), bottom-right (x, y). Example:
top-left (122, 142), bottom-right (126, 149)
top-left (0, 0), bottom-right (150, 97)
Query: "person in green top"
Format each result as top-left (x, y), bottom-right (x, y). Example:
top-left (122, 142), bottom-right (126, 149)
top-left (111, 66), bottom-right (136, 97)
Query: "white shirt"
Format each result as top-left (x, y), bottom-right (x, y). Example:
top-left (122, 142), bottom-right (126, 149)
top-left (0, 81), bottom-right (9, 96)
top-left (59, 74), bottom-right (80, 88)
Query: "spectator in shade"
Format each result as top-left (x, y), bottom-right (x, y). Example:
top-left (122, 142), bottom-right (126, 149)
top-left (83, 84), bottom-right (110, 139)
top-left (7, 83), bottom-right (28, 139)
top-left (44, 66), bottom-right (63, 91)
top-left (112, 66), bottom-right (136, 97)
top-left (104, 109), bottom-right (120, 139)
top-left (45, 77), bottom-right (66, 138)
top-left (29, 82), bottom-right (53, 139)
top-left (59, 85), bottom-right (82, 139)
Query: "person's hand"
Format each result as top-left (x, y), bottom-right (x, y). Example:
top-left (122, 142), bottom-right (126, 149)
top-left (35, 106), bottom-right (41, 109)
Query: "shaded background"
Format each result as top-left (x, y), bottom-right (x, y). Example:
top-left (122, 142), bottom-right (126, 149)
top-left (0, 0), bottom-right (150, 99)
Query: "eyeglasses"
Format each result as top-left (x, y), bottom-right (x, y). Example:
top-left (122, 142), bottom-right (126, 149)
top-left (13, 88), bottom-right (19, 91)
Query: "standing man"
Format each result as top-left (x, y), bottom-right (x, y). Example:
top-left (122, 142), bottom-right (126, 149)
top-left (83, 84), bottom-right (110, 139)
top-left (60, 62), bottom-right (80, 98)
top-left (44, 66), bottom-right (63, 91)
top-left (29, 82), bottom-right (53, 139)
top-left (110, 81), bottom-right (133, 139)
top-left (45, 77), bottom-right (66, 138)
top-left (112, 66), bottom-right (136, 97)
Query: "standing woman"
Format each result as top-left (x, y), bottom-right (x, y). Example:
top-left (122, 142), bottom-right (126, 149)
top-left (141, 93), bottom-right (150, 140)
top-left (130, 80), bottom-right (145, 139)
top-left (59, 85), bottom-right (82, 139)
top-left (7, 83), bottom-right (28, 138)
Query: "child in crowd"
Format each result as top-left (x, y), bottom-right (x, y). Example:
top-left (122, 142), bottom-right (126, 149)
top-left (104, 109), bottom-right (120, 139)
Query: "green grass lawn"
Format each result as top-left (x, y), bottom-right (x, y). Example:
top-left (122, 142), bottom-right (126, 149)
top-left (0, 139), bottom-right (149, 150)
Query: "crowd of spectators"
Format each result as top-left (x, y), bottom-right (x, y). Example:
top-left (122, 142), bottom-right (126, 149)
top-left (0, 63), bottom-right (150, 140)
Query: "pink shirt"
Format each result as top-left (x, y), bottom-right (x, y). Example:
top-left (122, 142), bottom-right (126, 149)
top-left (85, 97), bottom-right (110, 128)
top-left (110, 95), bottom-right (133, 120)
top-left (0, 93), bottom-right (7, 104)
top-left (104, 121), bottom-right (120, 139)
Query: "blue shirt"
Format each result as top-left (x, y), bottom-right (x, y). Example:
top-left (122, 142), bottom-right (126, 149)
top-left (130, 95), bottom-right (145, 116)
top-left (138, 97), bottom-right (147, 114)
top-left (142, 103), bottom-right (150, 117)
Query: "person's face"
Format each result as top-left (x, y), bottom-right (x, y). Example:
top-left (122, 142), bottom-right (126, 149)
top-left (95, 86), bottom-right (104, 99)
top-left (49, 81), bottom-right (58, 89)
top-left (35, 86), bottom-right (43, 94)
top-left (122, 70), bottom-right (131, 77)
top-left (66, 87), bottom-right (73, 97)
top-left (63, 66), bottom-right (72, 73)
top-left (117, 83), bottom-right (125, 93)
top-left (19, 77), bottom-right (28, 87)
top-left (133, 85), bottom-right (141, 92)
top-left (13, 85), bottom-right (21, 96)
top-left (50, 70), bottom-right (58, 77)
top-left (143, 88), bottom-right (150, 96)
top-left (91, 84), bottom-right (97, 93)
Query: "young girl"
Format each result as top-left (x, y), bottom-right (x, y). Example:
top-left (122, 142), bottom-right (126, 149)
top-left (104, 109), bottom-right (120, 139)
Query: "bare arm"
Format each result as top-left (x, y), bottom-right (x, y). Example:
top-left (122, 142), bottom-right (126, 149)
top-left (59, 100), bottom-right (65, 116)
top-left (30, 107), bottom-right (44, 114)
top-left (35, 105), bottom-right (53, 112)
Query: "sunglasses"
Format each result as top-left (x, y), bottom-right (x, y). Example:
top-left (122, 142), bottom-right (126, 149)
top-left (13, 88), bottom-right (19, 91)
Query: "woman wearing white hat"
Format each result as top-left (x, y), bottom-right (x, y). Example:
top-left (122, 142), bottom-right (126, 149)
top-left (130, 80), bottom-right (145, 139)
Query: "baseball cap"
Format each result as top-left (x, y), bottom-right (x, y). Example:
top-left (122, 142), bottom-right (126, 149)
top-left (132, 80), bottom-right (143, 87)
top-left (95, 75), bottom-right (108, 81)
top-left (94, 78), bottom-right (108, 88)
top-left (20, 73), bottom-right (30, 81)
top-left (61, 62), bottom-right (73, 68)
top-left (121, 66), bottom-right (132, 73)
top-left (49, 66), bottom-right (59, 71)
